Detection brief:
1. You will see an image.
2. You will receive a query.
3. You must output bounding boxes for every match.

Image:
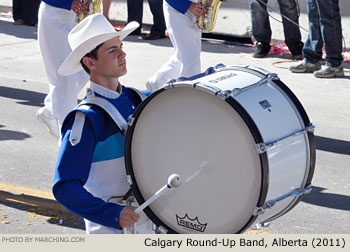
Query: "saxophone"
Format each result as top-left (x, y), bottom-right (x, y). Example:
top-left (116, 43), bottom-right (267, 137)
top-left (197, 0), bottom-right (224, 33)
top-left (76, 0), bottom-right (103, 23)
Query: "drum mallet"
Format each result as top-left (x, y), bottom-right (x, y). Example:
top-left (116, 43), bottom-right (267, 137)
top-left (134, 173), bottom-right (181, 214)
top-left (128, 174), bottom-right (181, 234)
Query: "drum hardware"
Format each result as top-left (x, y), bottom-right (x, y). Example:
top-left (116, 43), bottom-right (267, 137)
top-left (256, 124), bottom-right (315, 154)
top-left (230, 73), bottom-right (279, 97)
top-left (155, 225), bottom-right (168, 234)
top-left (253, 184), bottom-right (312, 217)
top-left (255, 222), bottom-right (271, 230)
top-left (126, 175), bottom-right (133, 185)
top-left (217, 90), bottom-right (231, 99)
top-left (127, 116), bottom-right (136, 128)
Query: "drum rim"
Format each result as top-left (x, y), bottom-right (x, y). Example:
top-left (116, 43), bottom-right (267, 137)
top-left (125, 86), bottom-right (269, 234)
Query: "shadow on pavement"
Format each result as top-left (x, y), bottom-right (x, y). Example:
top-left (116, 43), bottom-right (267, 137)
top-left (302, 186), bottom-right (350, 211)
top-left (0, 190), bottom-right (85, 230)
top-left (0, 125), bottom-right (30, 141)
top-left (0, 19), bottom-right (37, 40)
top-left (0, 86), bottom-right (45, 107)
top-left (315, 135), bottom-right (350, 155)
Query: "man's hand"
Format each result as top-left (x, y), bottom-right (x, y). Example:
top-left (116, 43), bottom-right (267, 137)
top-left (71, 0), bottom-right (89, 16)
top-left (188, 3), bottom-right (206, 19)
top-left (119, 206), bottom-right (140, 228)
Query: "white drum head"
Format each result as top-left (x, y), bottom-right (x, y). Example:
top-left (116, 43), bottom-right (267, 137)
top-left (126, 86), bottom-right (264, 233)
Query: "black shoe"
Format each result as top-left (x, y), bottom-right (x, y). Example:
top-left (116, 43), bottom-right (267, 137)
top-left (142, 34), bottom-right (167, 40)
top-left (253, 42), bottom-right (270, 58)
top-left (292, 54), bottom-right (303, 60)
top-left (130, 29), bottom-right (142, 36)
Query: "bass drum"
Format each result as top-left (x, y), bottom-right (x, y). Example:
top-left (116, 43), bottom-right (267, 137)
top-left (125, 64), bottom-right (316, 234)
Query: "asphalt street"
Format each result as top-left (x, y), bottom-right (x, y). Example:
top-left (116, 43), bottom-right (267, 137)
top-left (0, 11), bottom-right (349, 234)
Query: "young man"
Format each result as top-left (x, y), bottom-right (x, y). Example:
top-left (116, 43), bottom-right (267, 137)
top-left (54, 13), bottom-right (153, 234)
top-left (145, 0), bottom-right (205, 92)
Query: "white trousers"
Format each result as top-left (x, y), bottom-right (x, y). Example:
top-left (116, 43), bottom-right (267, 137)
top-left (38, 3), bottom-right (89, 126)
top-left (146, 2), bottom-right (202, 92)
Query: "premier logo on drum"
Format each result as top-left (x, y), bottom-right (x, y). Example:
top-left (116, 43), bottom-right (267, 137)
top-left (176, 214), bottom-right (207, 232)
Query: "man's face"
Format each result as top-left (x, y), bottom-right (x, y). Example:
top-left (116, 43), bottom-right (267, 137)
top-left (93, 36), bottom-right (127, 78)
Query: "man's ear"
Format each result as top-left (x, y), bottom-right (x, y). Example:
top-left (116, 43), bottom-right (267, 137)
top-left (82, 56), bottom-right (96, 71)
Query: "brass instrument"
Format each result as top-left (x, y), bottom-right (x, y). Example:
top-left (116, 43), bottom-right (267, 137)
top-left (197, 0), bottom-right (224, 33)
top-left (76, 0), bottom-right (103, 23)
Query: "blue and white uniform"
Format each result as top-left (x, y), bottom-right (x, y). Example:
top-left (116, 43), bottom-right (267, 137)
top-left (146, 0), bottom-right (202, 92)
top-left (53, 82), bottom-right (153, 234)
top-left (38, 0), bottom-right (89, 127)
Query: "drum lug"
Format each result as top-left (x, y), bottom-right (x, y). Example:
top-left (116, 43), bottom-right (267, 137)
top-left (256, 124), bottom-right (315, 154)
top-left (253, 184), bottom-right (313, 216)
top-left (217, 90), bottom-right (231, 99)
top-left (270, 73), bottom-right (279, 81)
top-left (214, 63), bottom-right (226, 70)
top-left (253, 206), bottom-right (266, 216)
top-left (155, 226), bottom-right (168, 234)
top-left (128, 116), bottom-right (135, 127)
top-left (256, 142), bottom-right (273, 154)
top-left (254, 222), bottom-right (271, 230)
top-left (126, 175), bottom-right (133, 185)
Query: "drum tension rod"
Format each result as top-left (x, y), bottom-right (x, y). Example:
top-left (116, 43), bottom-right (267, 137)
top-left (256, 124), bottom-right (315, 154)
top-left (253, 184), bottom-right (312, 216)
top-left (228, 73), bottom-right (279, 97)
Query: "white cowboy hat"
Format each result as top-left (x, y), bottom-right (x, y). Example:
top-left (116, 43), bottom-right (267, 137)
top-left (58, 13), bottom-right (139, 76)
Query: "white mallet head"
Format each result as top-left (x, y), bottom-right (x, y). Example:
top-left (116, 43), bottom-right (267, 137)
top-left (168, 174), bottom-right (181, 188)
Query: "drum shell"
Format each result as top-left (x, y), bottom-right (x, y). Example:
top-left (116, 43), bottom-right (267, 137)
top-left (125, 65), bottom-right (315, 233)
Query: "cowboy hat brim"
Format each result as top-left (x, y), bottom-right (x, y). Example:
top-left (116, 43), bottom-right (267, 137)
top-left (58, 21), bottom-right (139, 76)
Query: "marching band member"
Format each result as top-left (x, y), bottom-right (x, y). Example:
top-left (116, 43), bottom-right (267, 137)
top-left (36, 0), bottom-right (90, 139)
top-left (53, 14), bottom-right (153, 234)
top-left (145, 0), bottom-right (205, 92)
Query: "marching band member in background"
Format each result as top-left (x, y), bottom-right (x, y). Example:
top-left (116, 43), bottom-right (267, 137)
top-left (145, 0), bottom-right (205, 92)
top-left (36, 0), bottom-right (90, 139)
top-left (53, 14), bottom-right (153, 234)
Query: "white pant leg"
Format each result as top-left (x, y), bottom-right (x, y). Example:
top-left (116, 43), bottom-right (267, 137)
top-left (38, 3), bottom-right (89, 126)
top-left (146, 2), bottom-right (201, 92)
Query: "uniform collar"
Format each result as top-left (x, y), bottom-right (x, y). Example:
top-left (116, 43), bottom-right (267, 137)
top-left (89, 80), bottom-right (121, 99)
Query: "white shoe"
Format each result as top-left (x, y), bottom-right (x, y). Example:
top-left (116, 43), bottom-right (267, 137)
top-left (36, 107), bottom-right (60, 138)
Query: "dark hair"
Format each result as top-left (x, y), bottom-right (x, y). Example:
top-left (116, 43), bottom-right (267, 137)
top-left (80, 43), bottom-right (104, 74)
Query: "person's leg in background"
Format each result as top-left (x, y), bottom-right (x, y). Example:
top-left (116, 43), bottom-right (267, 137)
top-left (312, 0), bottom-right (343, 77)
top-left (103, 0), bottom-right (112, 20)
top-left (249, 0), bottom-right (272, 58)
top-left (127, 0), bottom-right (143, 35)
top-left (12, 0), bottom-right (25, 25)
top-left (277, 0), bottom-right (304, 59)
top-left (142, 0), bottom-right (167, 40)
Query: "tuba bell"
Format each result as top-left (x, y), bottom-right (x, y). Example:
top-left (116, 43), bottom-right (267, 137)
top-left (197, 0), bottom-right (225, 33)
top-left (76, 0), bottom-right (103, 23)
